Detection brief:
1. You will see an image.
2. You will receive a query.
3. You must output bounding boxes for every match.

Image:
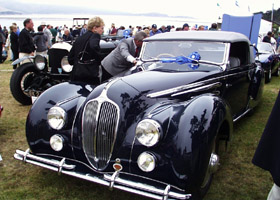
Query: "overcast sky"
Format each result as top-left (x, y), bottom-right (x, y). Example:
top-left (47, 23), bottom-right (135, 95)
top-left (13, 0), bottom-right (279, 17)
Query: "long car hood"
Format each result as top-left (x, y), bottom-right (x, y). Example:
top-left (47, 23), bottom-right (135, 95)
top-left (119, 70), bottom-right (220, 96)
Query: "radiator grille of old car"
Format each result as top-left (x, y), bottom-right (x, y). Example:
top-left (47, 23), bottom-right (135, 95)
top-left (82, 100), bottom-right (119, 170)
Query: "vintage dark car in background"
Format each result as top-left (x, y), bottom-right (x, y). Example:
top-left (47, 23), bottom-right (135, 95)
top-left (14, 31), bottom-right (264, 199)
top-left (10, 38), bottom-right (119, 105)
top-left (256, 42), bottom-right (280, 83)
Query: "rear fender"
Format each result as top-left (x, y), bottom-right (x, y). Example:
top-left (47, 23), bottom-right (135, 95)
top-left (248, 63), bottom-right (264, 108)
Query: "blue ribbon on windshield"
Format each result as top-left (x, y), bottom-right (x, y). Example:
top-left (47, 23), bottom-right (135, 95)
top-left (160, 52), bottom-right (201, 70)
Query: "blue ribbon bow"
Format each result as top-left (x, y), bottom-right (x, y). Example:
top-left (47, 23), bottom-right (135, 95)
top-left (159, 52), bottom-right (201, 70)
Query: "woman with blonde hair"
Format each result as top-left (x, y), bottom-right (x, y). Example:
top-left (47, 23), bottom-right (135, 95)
top-left (68, 16), bottom-right (105, 85)
top-left (10, 25), bottom-right (19, 69)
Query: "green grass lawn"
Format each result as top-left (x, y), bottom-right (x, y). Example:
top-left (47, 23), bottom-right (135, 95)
top-left (0, 59), bottom-right (279, 200)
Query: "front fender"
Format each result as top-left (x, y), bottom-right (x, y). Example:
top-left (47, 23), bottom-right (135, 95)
top-left (168, 94), bottom-right (232, 190)
top-left (12, 56), bottom-right (35, 65)
top-left (26, 82), bottom-right (95, 156)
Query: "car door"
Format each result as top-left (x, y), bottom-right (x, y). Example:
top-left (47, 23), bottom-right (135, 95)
top-left (223, 42), bottom-right (252, 120)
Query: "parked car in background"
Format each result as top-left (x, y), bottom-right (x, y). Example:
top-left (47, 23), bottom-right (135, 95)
top-left (10, 39), bottom-right (119, 105)
top-left (14, 31), bottom-right (264, 200)
top-left (256, 42), bottom-right (280, 83)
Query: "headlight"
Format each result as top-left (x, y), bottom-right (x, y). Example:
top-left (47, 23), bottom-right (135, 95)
top-left (47, 106), bottom-right (67, 130)
top-left (50, 134), bottom-right (64, 151)
top-left (136, 119), bottom-right (161, 147)
top-left (61, 56), bottom-right (73, 73)
top-left (137, 152), bottom-right (156, 172)
top-left (34, 55), bottom-right (47, 70)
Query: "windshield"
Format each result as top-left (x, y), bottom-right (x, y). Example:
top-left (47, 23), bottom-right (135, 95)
top-left (142, 41), bottom-right (226, 63)
top-left (257, 43), bottom-right (274, 53)
top-left (140, 41), bottom-right (226, 72)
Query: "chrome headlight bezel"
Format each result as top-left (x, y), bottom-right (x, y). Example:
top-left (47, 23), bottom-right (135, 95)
top-left (137, 151), bottom-right (156, 172)
top-left (47, 106), bottom-right (67, 130)
top-left (135, 119), bottom-right (161, 147)
top-left (50, 134), bottom-right (64, 151)
top-left (61, 56), bottom-right (73, 73)
top-left (34, 55), bottom-right (47, 71)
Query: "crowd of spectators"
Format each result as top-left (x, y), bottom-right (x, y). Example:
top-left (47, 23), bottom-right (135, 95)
top-left (1, 19), bottom-right (280, 67)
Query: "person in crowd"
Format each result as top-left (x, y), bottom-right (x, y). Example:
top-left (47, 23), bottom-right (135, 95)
top-left (12, 23), bottom-right (20, 36)
top-left (71, 25), bottom-right (81, 38)
top-left (159, 25), bottom-right (168, 33)
top-left (34, 25), bottom-right (48, 56)
top-left (80, 24), bottom-right (87, 36)
top-left (253, 90), bottom-right (280, 200)
top-left (182, 23), bottom-right (190, 31)
top-left (56, 28), bottom-right (63, 42)
top-left (3, 26), bottom-right (8, 38)
top-left (101, 31), bottom-right (148, 81)
top-left (110, 23), bottom-right (117, 35)
top-left (9, 25), bottom-right (19, 69)
top-left (170, 25), bottom-right (176, 32)
top-left (271, 32), bottom-right (277, 50)
top-left (68, 16), bottom-right (105, 85)
top-left (19, 18), bottom-right (35, 62)
top-left (150, 24), bottom-right (162, 36)
top-left (209, 23), bottom-right (218, 31)
top-left (198, 25), bottom-right (205, 31)
top-left (50, 26), bottom-right (57, 44)
top-left (117, 26), bottom-right (125, 37)
top-left (143, 28), bottom-right (150, 37)
top-left (41, 22), bottom-right (53, 48)
top-left (263, 31), bottom-right (272, 43)
top-left (63, 29), bottom-right (73, 42)
top-left (0, 26), bottom-right (6, 63)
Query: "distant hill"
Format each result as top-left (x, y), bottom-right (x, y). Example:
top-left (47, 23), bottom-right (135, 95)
top-left (0, 1), bottom-right (189, 18)
top-left (0, 6), bottom-right (22, 15)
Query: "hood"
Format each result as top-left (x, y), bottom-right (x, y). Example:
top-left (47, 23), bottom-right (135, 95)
top-left (119, 69), bottom-right (220, 97)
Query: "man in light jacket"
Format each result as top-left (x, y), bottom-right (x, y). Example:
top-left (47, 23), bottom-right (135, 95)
top-left (101, 31), bottom-right (147, 81)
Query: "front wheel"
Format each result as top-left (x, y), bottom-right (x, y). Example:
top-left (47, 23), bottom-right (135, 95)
top-left (191, 136), bottom-right (220, 200)
top-left (10, 63), bottom-right (37, 105)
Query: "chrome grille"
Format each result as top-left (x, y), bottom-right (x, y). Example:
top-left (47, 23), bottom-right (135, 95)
top-left (82, 100), bottom-right (119, 170)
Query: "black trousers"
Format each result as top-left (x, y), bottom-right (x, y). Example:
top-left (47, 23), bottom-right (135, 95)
top-left (11, 47), bottom-right (19, 69)
top-left (101, 65), bottom-right (113, 82)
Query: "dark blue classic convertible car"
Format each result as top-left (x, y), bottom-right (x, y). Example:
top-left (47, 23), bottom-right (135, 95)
top-left (14, 31), bottom-right (264, 199)
top-left (256, 42), bottom-right (280, 83)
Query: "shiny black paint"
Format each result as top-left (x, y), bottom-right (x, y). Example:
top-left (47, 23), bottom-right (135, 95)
top-left (24, 39), bottom-right (264, 195)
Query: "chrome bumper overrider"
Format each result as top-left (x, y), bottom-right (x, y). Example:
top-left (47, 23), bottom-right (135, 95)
top-left (14, 149), bottom-right (191, 200)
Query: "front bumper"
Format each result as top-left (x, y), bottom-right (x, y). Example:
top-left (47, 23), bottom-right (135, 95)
top-left (14, 149), bottom-right (191, 200)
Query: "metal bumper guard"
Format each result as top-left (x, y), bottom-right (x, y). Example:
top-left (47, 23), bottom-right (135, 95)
top-left (14, 149), bottom-right (191, 200)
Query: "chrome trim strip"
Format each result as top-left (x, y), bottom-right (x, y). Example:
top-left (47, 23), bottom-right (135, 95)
top-left (233, 108), bottom-right (252, 123)
top-left (56, 95), bottom-right (82, 106)
top-left (14, 149), bottom-right (191, 200)
top-left (171, 82), bottom-right (222, 97)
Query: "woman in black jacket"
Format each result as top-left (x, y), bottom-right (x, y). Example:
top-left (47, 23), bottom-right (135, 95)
top-left (10, 25), bottom-right (19, 69)
top-left (68, 17), bottom-right (105, 85)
